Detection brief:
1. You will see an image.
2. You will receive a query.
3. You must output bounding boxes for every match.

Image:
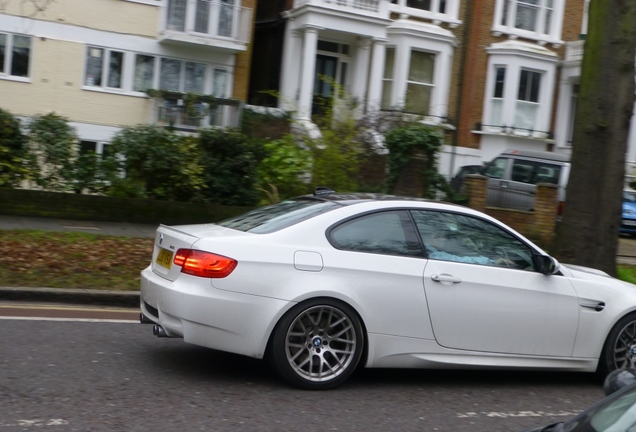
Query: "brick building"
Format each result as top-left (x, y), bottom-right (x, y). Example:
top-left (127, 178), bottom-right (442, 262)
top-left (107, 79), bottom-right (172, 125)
top-left (247, 1), bottom-right (629, 180)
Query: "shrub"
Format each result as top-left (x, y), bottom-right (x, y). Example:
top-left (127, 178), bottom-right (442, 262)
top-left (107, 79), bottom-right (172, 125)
top-left (106, 125), bottom-right (205, 201)
top-left (0, 108), bottom-right (29, 187)
top-left (28, 113), bottom-right (77, 191)
top-left (198, 128), bottom-right (260, 206)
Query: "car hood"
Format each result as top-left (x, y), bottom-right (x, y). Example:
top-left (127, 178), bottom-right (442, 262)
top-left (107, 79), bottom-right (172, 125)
top-left (562, 263), bottom-right (612, 278)
top-left (562, 263), bottom-right (636, 293)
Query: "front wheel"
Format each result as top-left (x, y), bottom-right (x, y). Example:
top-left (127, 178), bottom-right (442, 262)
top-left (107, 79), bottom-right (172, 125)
top-left (270, 299), bottom-right (364, 390)
top-left (599, 312), bottom-right (636, 376)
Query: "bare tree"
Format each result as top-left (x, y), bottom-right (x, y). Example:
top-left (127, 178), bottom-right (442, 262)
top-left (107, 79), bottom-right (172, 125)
top-left (555, 0), bottom-right (636, 276)
top-left (0, 0), bottom-right (54, 17)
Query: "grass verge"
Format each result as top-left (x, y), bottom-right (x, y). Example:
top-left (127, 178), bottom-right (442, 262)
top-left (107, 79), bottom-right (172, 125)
top-left (0, 230), bottom-right (153, 291)
top-left (2, 229), bottom-right (636, 291)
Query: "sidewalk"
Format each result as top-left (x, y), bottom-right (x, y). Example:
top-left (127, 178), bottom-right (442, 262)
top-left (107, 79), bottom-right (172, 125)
top-left (1, 215), bottom-right (636, 308)
top-left (0, 215), bottom-right (156, 238)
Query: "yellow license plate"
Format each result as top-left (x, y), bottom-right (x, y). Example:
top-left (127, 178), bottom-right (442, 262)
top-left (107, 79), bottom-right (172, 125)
top-left (156, 248), bottom-right (174, 269)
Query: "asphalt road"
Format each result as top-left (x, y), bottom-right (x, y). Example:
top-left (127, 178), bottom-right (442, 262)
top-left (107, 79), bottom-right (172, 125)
top-left (0, 306), bottom-right (606, 432)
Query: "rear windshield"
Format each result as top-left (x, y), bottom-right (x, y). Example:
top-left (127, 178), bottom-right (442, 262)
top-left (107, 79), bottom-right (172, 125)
top-left (217, 199), bottom-right (341, 233)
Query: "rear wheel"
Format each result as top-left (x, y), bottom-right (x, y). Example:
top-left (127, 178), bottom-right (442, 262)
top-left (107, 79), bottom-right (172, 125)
top-left (599, 312), bottom-right (636, 376)
top-left (270, 299), bottom-right (364, 390)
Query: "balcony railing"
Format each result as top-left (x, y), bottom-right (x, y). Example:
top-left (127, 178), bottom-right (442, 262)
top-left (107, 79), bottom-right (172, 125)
top-left (293, 0), bottom-right (389, 17)
top-left (565, 40), bottom-right (585, 62)
top-left (161, 0), bottom-right (252, 50)
top-left (156, 97), bottom-right (244, 130)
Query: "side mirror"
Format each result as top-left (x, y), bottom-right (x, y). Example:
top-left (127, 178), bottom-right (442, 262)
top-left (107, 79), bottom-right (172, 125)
top-left (533, 254), bottom-right (560, 275)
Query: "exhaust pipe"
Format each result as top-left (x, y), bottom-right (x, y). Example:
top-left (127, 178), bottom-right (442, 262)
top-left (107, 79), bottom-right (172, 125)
top-left (140, 313), bottom-right (154, 324)
top-left (153, 324), bottom-right (168, 337)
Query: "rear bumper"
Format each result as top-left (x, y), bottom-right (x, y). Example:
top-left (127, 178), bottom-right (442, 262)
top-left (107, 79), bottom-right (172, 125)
top-left (140, 265), bottom-right (292, 359)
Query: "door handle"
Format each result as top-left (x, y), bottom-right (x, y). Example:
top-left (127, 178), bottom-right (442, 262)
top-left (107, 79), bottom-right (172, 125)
top-left (431, 274), bottom-right (462, 284)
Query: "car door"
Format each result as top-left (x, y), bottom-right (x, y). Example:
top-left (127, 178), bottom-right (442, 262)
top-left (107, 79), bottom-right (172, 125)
top-left (327, 210), bottom-right (433, 340)
top-left (411, 210), bottom-right (580, 357)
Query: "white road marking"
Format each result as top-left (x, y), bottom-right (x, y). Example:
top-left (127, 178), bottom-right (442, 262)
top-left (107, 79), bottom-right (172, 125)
top-left (457, 410), bottom-right (582, 419)
top-left (0, 419), bottom-right (69, 428)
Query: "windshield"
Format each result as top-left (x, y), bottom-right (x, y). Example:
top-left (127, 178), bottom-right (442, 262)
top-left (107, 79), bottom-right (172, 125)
top-left (624, 191), bottom-right (636, 203)
top-left (217, 199), bottom-right (341, 234)
top-left (569, 384), bottom-right (636, 431)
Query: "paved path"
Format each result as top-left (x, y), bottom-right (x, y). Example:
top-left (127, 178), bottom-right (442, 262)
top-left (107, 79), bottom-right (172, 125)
top-left (0, 215), bottom-right (156, 238)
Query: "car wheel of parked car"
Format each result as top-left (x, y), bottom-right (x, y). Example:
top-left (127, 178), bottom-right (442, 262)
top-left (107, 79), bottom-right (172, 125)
top-left (600, 312), bottom-right (636, 376)
top-left (270, 299), bottom-right (364, 390)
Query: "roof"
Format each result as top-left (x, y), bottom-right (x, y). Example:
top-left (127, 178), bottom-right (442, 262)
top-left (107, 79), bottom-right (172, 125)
top-left (501, 149), bottom-right (571, 163)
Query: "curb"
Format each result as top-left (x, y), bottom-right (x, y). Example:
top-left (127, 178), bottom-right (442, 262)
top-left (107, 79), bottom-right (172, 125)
top-left (0, 287), bottom-right (139, 308)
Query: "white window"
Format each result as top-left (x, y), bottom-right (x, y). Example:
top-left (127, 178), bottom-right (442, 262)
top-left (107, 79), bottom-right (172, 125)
top-left (84, 47), bottom-right (124, 89)
top-left (212, 68), bottom-right (228, 97)
top-left (490, 66), bottom-right (506, 129)
top-left (405, 0), bottom-right (446, 13)
top-left (493, 0), bottom-right (564, 44)
top-left (484, 64), bottom-right (545, 134)
top-left (0, 33), bottom-right (31, 78)
top-left (134, 54), bottom-right (155, 92)
top-left (381, 48), bottom-right (395, 110)
top-left (166, 0), bottom-right (236, 38)
top-left (159, 59), bottom-right (206, 93)
top-left (482, 41), bottom-right (557, 138)
top-left (515, 69), bottom-right (542, 132)
top-left (405, 50), bottom-right (435, 116)
top-left (389, 0), bottom-right (460, 24)
top-left (167, 0), bottom-right (186, 31)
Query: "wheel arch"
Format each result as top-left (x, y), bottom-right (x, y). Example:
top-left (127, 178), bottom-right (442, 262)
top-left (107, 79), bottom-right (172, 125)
top-left (264, 295), bottom-right (370, 369)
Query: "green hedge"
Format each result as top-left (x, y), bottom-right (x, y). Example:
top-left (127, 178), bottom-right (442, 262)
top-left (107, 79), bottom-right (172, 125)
top-left (0, 189), bottom-right (251, 225)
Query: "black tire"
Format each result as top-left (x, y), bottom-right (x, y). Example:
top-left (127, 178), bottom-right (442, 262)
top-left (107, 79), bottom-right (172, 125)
top-left (599, 312), bottom-right (636, 377)
top-left (269, 298), bottom-right (364, 390)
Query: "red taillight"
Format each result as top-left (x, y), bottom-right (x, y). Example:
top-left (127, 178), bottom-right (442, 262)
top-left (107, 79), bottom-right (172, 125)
top-left (173, 249), bottom-right (237, 278)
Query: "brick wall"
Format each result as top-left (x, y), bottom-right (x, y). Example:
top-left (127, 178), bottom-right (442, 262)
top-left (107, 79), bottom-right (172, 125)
top-left (465, 175), bottom-right (558, 248)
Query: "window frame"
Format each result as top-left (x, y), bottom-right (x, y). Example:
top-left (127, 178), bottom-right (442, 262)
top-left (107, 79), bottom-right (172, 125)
top-left (492, 0), bottom-right (564, 45)
top-left (410, 209), bottom-right (537, 270)
top-left (84, 46), bottom-right (126, 90)
top-left (389, 0), bottom-right (461, 26)
top-left (404, 49), bottom-right (435, 116)
top-left (327, 210), bottom-right (424, 258)
top-left (0, 32), bottom-right (32, 81)
top-left (481, 43), bottom-right (557, 138)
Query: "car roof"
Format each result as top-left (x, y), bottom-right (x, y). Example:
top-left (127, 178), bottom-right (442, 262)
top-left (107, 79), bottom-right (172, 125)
top-left (296, 190), bottom-right (440, 206)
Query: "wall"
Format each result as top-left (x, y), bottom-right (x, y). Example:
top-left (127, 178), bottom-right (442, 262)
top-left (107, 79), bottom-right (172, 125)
top-left (464, 175), bottom-right (558, 249)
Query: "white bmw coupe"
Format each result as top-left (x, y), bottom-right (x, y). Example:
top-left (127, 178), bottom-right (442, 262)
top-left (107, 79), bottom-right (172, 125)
top-left (140, 188), bottom-right (636, 389)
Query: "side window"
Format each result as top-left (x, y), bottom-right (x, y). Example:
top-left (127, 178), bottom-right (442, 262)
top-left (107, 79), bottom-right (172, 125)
top-left (511, 160), bottom-right (562, 185)
top-left (483, 157), bottom-right (508, 179)
top-left (411, 210), bottom-right (535, 270)
top-left (329, 211), bottom-right (423, 258)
